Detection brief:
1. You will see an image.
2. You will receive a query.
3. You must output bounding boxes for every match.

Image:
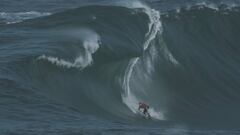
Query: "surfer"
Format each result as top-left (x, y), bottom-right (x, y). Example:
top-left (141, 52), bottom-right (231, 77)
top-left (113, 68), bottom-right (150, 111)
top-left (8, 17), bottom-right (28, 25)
top-left (138, 102), bottom-right (150, 118)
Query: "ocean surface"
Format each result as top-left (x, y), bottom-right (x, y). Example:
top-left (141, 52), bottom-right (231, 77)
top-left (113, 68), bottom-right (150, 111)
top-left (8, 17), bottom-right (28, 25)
top-left (1, 0), bottom-right (240, 134)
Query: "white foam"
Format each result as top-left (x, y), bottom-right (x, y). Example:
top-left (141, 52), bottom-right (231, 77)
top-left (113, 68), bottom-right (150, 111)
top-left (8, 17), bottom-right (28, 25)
top-left (38, 30), bottom-right (100, 69)
top-left (162, 46), bottom-right (179, 65)
top-left (122, 58), bottom-right (139, 114)
top-left (196, 2), bottom-right (219, 11)
top-left (176, 2), bottom-right (239, 13)
top-left (120, 1), bottom-right (166, 120)
top-left (0, 11), bottom-right (51, 24)
top-left (111, 0), bottom-right (148, 9)
top-left (148, 108), bottom-right (165, 120)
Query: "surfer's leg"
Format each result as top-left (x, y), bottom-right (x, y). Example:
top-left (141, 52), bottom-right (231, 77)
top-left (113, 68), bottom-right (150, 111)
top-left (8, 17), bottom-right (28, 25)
top-left (147, 112), bottom-right (151, 118)
top-left (143, 109), bottom-right (147, 115)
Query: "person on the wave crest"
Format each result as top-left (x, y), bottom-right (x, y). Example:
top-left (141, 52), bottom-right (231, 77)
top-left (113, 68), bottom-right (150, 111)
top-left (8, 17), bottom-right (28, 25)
top-left (138, 102), bottom-right (151, 118)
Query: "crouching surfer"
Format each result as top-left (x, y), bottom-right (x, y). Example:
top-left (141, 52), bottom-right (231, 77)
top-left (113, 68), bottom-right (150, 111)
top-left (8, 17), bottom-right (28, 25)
top-left (138, 102), bottom-right (151, 119)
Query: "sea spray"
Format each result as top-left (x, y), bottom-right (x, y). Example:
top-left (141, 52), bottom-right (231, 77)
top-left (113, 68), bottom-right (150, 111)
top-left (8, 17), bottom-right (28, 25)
top-left (37, 29), bottom-right (100, 69)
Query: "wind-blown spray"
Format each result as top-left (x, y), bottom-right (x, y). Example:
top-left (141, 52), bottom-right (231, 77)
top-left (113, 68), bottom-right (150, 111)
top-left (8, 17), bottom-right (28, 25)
top-left (121, 2), bottom-right (164, 120)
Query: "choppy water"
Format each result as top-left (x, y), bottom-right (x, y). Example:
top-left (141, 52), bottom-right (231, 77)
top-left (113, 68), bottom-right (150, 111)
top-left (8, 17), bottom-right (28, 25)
top-left (1, 0), bottom-right (240, 134)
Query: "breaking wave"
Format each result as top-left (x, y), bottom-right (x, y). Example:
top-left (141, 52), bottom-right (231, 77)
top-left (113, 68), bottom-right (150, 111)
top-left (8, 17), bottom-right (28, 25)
top-left (37, 29), bottom-right (100, 69)
top-left (1, 0), bottom-right (240, 126)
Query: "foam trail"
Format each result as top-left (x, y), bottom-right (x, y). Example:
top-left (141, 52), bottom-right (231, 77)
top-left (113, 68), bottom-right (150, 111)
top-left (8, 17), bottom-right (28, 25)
top-left (38, 31), bottom-right (100, 69)
top-left (0, 11), bottom-right (51, 24)
top-left (121, 1), bottom-right (165, 120)
top-left (122, 58), bottom-right (139, 113)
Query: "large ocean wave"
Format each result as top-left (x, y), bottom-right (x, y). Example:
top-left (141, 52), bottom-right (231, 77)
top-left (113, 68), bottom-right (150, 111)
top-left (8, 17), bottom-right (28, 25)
top-left (1, 1), bottom-right (240, 127)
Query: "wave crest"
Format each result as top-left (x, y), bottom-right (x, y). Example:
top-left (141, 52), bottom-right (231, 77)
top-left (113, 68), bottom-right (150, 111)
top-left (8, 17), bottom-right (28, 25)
top-left (37, 29), bottom-right (100, 69)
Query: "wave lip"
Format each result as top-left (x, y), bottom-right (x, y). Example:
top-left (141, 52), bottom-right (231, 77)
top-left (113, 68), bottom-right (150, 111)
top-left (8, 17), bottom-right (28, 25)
top-left (37, 29), bottom-right (101, 69)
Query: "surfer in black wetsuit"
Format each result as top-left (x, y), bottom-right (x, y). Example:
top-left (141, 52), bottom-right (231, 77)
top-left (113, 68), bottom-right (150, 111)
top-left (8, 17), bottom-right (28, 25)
top-left (138, 102), bottom-right (150, 118)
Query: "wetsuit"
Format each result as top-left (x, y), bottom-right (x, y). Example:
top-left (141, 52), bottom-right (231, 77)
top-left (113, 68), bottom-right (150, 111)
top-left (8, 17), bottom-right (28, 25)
top-left (138, 102), bottom-right (150, 116)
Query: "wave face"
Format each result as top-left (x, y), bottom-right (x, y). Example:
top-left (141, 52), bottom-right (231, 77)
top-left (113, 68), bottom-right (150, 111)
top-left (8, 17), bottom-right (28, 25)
top-left (1, 0), bottom-right (240, 131)
top-left (160, 6), bottom-right (240, 123)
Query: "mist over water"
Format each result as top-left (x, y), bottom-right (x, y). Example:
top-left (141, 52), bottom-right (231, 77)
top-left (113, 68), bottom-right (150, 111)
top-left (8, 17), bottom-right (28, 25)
top-left (1, 0), bottom-right (240, 134)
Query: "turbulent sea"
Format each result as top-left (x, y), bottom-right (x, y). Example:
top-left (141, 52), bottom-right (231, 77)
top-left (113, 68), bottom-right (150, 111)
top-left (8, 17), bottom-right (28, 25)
top-left (1, 0), bottom-right (240, 134)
